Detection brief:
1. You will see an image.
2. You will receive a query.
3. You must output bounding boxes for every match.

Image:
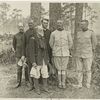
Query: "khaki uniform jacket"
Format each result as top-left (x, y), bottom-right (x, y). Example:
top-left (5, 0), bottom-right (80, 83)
top-left (75, 29), bottom-right (97, 58)
top-left (49, 29), bottom-right (73, 57)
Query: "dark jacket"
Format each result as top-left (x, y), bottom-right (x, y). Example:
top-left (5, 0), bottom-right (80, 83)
top-left (13, 32), bottom-right (24, 58)
top-left (22, 28), bottom-right (36, 58)
top-left (29, 33), bottom-right (49, 66)
top-left (43, 29), bottom-right (52, 63)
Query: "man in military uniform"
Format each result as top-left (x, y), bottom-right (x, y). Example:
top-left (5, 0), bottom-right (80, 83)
top-left (74, 20), bottom-right (97, 89)
top-left (22, 20), bottom-right (36, 90)
top-left (49, 20), bottom-right (73, 89)
top-left (13, 23), bottom-right (27, 88)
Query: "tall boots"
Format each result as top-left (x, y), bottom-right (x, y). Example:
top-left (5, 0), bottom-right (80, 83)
top-left (33, 78), bottom-right (49, 95)
top-left (16, 66), bottom-right (22, 88)
top-left (42, 78), bottom-right (49, 92)
top-left (24, 66), bottom-right (29, 82)
top-left (28, 77), bottom-right (34, 91)
top-left (34, 78), bottom-right (40, 95)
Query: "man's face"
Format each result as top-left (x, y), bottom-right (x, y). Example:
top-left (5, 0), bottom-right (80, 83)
top-left (57, 20), bottom-right (63, 30)
top-left (28, 22), bottom-right (33, 29)
top-left (80, 21), bottom-right (88, 30)
top-left (42, 20), bottom-right (48, 29)
top-left (19, 26), bottom-right (24, 32)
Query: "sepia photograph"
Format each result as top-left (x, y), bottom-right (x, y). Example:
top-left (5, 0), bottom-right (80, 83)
top-left (0, 0), bottom-right (100, 99)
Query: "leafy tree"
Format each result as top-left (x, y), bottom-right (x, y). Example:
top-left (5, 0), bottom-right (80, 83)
top-left (0, 3), bottom-right (10, 24)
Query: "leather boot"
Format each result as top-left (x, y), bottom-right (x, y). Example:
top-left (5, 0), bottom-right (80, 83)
top-left (34, 78), bottom-right (40, 95)
top-left (28, 77), bottom-right (34, 91)
top-left (15, 66), bottom-right (22, 88)
top-left (42, 78), bottom-right (49, 93)
top-left (24, 66), bottom-right (29, 82)
top-left (15, 83), bottom-right (21, 88)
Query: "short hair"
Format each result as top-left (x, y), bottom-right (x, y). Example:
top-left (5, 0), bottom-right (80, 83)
top-left (28, 19), bottom-right (34, 24)
top-left (18, 22), bottom-right (24, 27)
top-left (41, 18), bottom-right (49, 23)
top-left (81, 20), bottom-right (89, 24)
top-left (57, 19), bottom-right (63, 23)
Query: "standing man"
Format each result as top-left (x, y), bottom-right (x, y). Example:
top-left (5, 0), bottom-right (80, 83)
top-left (74, 20), bottom-right (97, 89)
top-left (28, 17), bottom-right (51, 94)
top-left (41, 17), bottom-right (52, 64)
top-left (23, 20), bottom-right (36, 90)
top-left (13, 23), bottom-right (27, 88)
top-left (29, 25), bottom-right (50, 94)
top-left (49, 20), bottom-right (73, 89)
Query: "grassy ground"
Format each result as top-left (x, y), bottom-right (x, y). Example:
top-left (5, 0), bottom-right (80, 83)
top-left (0, 35), bottom-right (100, 98)
top-left (0, 64), bottom-right (100, 98)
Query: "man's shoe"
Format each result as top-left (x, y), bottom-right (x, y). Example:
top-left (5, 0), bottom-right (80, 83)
top-left (86, 83), bottom-right (91, 89)
top-left (42, 87), bottom-right (50, 93)
top-left (25, 81), bottom-right (30, 87)
top-left (58, 84), bottom-right (62, 89)
top-left (62, 84), bottom-right (66, 89)
top-left (15, 83), bottom-right (21, 88)
top-left (34, 89), bottom-right (41, 95)
top-left (28, 86), bottom-right (34, 91)
top-left (72, 84), bottom-right (82, 89)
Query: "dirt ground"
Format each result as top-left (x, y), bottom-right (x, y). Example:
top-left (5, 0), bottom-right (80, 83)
top-left (0, 64), bottom-right (100, 98)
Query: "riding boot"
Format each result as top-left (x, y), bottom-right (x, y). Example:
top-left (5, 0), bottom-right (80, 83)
top-left (34, 78), bottom-right (40, 95)
top-left (42, 78), bottom-right (49, 92)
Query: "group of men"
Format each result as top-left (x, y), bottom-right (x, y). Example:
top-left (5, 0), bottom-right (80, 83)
top-left (13, 18), bottom-right (97, 95)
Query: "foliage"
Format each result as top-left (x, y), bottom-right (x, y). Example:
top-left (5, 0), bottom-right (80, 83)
top-left (10, 8), bottom-right (22, 20)
top-left (0, 34), bottom-right (15, 64)
top-left (0, 3), bottom-right (10, 24)
top-left (61, 3), bottom-right (98, 31)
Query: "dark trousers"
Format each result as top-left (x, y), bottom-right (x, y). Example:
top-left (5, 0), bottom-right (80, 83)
top-left (26, 58), bottom-right (33, 86)
top-left (17, 65), bottom-right (22, 84)
top-left (16, 58), bottom-right (29, 84)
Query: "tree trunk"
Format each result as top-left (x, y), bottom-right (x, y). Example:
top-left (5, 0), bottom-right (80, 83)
top-left (30, 3), bottom-right (41, 27)
top-left (72, 3), bottom-right (83, 67)
top-left (49, 3), bottom-right (62, 32)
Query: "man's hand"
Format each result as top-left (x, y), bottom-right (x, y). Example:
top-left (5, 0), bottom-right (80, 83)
top-left (12, 47), bottom-right (15, 53)
top-left (93, 49), bottom-right (96, 60)
top-left (21, 56), bottom-right (25, 62)
top-left (32, 63), bottom-right (37, 67)
top-left (23, 62), bottom-right (28, 69)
